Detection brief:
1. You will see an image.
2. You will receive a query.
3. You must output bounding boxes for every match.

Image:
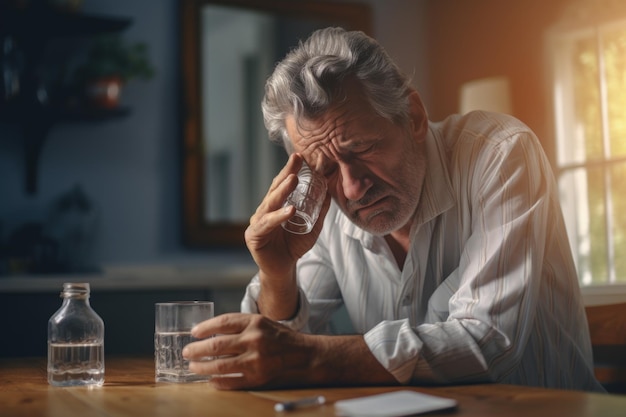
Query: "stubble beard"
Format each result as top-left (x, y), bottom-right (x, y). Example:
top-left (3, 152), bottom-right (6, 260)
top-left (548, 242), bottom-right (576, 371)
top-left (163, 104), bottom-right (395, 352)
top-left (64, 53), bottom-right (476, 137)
top-left (347, 154), bottom-right (426, 236)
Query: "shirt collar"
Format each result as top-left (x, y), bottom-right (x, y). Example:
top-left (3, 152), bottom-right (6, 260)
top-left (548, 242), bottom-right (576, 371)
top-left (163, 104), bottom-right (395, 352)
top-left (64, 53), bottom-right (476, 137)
top-left (412, 123), bottom-right (456, 227)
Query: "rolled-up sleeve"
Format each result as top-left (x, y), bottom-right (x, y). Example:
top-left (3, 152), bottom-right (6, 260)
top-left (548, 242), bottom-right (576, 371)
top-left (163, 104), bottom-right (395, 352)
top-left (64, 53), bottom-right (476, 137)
top-left (241, 275), bottom-right (312, 332)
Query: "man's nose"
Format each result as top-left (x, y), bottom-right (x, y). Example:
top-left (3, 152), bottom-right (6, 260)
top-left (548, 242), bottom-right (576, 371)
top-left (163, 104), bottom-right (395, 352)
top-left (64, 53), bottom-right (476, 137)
top-left (339, 162), bottom-right (372, 202)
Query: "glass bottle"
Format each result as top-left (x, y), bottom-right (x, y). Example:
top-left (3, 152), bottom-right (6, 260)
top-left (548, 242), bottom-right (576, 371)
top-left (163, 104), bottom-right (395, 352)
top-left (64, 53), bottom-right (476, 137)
top-left (47, 282), bottom-right (105, 387)
top-left (1, 35), bottom-right (22, 106)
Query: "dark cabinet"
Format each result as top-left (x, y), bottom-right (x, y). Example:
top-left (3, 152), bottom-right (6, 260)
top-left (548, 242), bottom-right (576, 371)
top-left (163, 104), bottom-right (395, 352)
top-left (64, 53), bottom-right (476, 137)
top-left (0, 289), bottom-right (210, 357)
top-left (0, 285), bottom-right (247, 357)
top-left (0, 7), bottom-right (132, 193)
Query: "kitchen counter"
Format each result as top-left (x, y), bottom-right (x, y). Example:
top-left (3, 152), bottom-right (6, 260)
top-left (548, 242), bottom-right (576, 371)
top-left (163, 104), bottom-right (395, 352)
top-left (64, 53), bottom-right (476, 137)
top-left (0, 259), bottom-right (257, 293)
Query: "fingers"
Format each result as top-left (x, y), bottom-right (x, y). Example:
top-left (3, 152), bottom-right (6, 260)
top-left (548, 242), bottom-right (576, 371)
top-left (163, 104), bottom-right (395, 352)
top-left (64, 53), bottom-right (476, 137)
top-left (186, 337), bottom-right (281, 390)
top-left (247, 201), bottom-right (295, 238)
top-left (183, 314), bottom-right (273, 390)
top-left (188, 357), bottom-right (260, 390)
top-left (187, 355), bottom-right (250, 388)
top-left (183, 313), bottom-right (309, 390)
top-left (190, 313), bottom-right (251, 339)
top-left (183, 333), bottom-right (240, 361)
top-left (257, 154), bottom-right (303, 211)
top-left (247, 162), bottom-right (300, 237)
top-left (270, 153), bottom-right (303, 191)
top-left (183, 313), bottom-right (259, 360)
top-left (182, 315), bottom-right (245, 360)
top-left (262, 153), bottom-right (303, 210)
top-left (245, 155), bottom-right (304, 249)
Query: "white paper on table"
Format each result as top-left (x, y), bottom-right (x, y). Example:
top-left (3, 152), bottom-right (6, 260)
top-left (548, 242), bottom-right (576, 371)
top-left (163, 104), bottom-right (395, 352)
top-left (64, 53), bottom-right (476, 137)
top-left (334, 390), bottom-right (458, 417)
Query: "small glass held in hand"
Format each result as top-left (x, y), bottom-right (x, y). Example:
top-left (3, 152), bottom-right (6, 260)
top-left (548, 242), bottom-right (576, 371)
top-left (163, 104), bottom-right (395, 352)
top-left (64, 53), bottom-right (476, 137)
top-left (282, 163), bottom-right (327, 234)
top-left (154, 301), bottom-right (214, 383)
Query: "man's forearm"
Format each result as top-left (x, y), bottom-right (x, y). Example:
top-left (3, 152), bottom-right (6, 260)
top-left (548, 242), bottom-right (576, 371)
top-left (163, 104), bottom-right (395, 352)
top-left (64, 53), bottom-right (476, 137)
top-left (305, 334), bottom-right (398, 386)
top-left (257, 267), bottom-right (299, 321)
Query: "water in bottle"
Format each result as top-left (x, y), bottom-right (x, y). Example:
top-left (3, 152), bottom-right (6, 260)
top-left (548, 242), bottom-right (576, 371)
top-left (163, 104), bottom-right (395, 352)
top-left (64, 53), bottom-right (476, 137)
top-left (47, 282), bottom-right (105, 387)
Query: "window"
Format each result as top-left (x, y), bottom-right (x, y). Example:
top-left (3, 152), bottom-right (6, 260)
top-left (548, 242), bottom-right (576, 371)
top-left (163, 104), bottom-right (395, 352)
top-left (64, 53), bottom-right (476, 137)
top-left (549, 15), bottom-right (626, 286)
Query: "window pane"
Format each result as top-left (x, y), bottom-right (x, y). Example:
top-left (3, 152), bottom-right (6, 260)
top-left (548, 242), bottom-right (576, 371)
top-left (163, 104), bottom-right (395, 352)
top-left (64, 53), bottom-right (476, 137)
top-left (559, 167), bottom-right (607, 285)
top-left (552, 20), bottom-right (626, 287)
top-left (602, 27), bottom-right (626, 157)
top-left (572, 37), bottom-right (604, 162)
top-left (611, 163), bottom-right (626, 282)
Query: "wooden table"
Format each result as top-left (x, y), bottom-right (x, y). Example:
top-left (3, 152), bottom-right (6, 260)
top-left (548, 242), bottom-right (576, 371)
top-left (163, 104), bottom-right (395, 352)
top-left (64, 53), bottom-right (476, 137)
top-left (1, 356), bottom-right (625, 417)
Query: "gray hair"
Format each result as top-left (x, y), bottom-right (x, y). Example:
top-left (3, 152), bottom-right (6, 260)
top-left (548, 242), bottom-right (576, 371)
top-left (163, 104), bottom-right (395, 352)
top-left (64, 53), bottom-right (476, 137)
top-left (261, 27), bottom-right (412, 152)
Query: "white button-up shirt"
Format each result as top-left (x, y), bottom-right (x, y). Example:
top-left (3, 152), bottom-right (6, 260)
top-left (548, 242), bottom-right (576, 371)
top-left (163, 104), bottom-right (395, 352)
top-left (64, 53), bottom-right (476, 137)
top-left (242, 111), bottom-right (603, 392)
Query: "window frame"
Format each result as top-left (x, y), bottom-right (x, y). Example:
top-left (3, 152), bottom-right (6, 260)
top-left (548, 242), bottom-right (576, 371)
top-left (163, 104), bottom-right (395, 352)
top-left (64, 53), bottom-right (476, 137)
top-left (547, 16), bottom-right (626, 286)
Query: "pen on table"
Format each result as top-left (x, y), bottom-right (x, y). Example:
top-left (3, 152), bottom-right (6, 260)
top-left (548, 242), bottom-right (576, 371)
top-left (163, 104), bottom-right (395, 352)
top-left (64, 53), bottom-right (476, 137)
top-left (274, 395), bottom-right (326, 412)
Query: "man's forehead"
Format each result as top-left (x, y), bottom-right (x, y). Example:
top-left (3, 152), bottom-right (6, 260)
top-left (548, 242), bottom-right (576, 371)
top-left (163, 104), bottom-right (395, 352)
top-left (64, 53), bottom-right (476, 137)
top-left (286, 102), bottom-right (381, 146)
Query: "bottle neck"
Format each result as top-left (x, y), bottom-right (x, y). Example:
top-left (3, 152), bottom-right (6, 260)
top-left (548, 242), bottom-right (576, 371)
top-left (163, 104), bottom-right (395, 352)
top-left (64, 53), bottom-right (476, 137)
top-left (60, 283), bottom-right (91, 302)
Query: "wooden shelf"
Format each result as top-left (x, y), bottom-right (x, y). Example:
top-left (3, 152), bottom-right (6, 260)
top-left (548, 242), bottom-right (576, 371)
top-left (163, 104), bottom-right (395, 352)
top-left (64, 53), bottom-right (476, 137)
top-left (56, 106), bottom-right (131, 122)
top-left (0, 9), bottom-right (132, 38)
top-left (0, 104), bottom-right (131, 124)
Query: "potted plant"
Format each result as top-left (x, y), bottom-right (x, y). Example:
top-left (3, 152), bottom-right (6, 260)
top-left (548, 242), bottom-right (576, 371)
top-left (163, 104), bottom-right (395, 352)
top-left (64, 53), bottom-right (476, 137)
top-left (73, 35), bottom-right (155, 108)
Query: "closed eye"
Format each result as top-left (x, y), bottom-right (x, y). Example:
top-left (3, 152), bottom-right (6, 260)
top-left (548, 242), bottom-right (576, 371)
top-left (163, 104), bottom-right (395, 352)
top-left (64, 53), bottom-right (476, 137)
top-left (355, 143), bottom-right (376, 155)
top-left (321, 164), bottom-right (339, 181)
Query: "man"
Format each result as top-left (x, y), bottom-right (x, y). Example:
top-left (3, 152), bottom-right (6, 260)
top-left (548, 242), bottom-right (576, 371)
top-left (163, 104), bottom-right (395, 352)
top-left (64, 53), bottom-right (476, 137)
top-left (183, 27), bottom-right (603, 392)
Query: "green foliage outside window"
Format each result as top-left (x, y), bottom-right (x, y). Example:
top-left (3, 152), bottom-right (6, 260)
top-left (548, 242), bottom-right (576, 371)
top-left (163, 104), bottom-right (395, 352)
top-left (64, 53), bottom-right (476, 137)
top-left (568, 27), bottom-right (626, 284)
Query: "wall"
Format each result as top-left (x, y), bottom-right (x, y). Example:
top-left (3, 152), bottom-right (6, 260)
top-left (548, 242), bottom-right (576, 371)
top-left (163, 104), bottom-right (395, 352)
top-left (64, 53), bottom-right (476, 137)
top-left (362, 0), bottom-right (431, 107)
top-left (425, 0), bottom-right (572, 156)
top-left (0, 0), bottom-right (429, 274)
top-left (0, 0), bottom-right (197, 271)
top-left (1, 0), bottom-right (579, 270)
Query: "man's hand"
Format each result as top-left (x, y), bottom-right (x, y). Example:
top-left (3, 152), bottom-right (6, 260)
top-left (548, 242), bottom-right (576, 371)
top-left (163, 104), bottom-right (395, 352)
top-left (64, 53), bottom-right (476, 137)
top-left (244, 153), bottom-right (331, 321)
top-left (182, 313), bottom-right (397, 390)
top-left (245, 153), bottom-right (330, 279)
top-left (183, 313), bottom-right (312, 389)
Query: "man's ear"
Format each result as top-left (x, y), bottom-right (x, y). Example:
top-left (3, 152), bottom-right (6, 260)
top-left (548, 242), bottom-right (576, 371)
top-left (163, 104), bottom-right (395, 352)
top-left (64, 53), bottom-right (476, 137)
top-left (408, 90), bottom-right (428, 143)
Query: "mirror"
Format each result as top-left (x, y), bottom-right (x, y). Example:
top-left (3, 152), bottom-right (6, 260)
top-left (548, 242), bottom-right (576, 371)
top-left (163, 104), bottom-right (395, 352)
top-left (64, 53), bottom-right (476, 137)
top-left (181, 0), bottom-right (372, 246)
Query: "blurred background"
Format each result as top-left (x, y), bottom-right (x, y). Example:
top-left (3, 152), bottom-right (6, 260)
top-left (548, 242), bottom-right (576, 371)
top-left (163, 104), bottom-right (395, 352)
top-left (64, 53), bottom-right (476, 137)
top-left (1, 0), bottom-right (624, 356)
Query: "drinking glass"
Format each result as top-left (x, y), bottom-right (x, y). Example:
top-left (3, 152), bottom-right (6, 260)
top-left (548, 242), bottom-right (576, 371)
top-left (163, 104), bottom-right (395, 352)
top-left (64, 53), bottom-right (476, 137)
top-left (154, 301), bottom-right (214, 383)
top-left (282, 163), bottom-right (327, 234)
